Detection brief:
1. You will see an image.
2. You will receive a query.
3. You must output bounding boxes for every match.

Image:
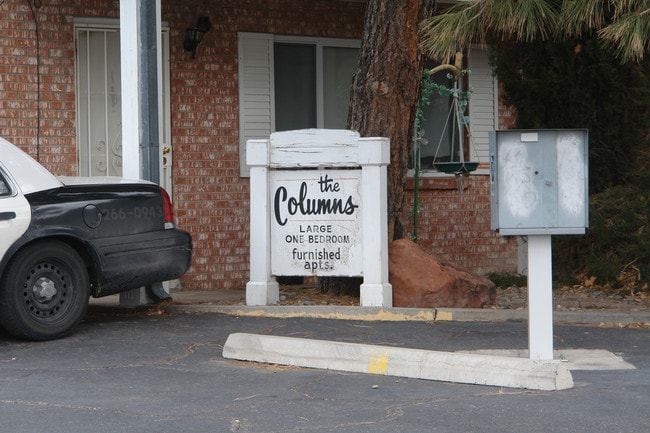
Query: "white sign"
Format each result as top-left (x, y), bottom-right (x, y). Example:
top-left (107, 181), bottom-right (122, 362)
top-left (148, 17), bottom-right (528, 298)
top-left (246, 129), bottom-right (392, 307)
top-left (270, 170), bottom-right (362, 276)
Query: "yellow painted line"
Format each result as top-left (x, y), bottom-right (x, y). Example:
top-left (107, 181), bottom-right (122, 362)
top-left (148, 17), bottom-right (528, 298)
top-left (191, 307), bottom-right (437, 322)
top-left (435, 311), bottom-right (453, 321)
top-left (368, 352), bottom-right (389, 374)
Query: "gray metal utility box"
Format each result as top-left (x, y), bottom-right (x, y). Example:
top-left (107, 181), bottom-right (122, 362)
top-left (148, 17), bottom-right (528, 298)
top-left (489, 129), bottom-right (589, 235)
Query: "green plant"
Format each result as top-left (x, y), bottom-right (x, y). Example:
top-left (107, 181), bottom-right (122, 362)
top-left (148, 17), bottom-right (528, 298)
top-left (412, 68), bottom-right (472, 241)
top-left (487, 272), bottom-right (528, 289)
top-left (553, 183), bottom-right (650, 290)
top-left (490, 35), bottom-right (650, 194)
top-left (491, 32), bottom-right (650, 291)
top-left (410, 70), bottom-right (438, 242)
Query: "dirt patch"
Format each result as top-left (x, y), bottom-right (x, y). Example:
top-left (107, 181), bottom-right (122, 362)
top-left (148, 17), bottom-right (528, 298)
top-left (495, 285), bottom-right (650, 311)
top-left (211, 283), bottom-right (650, 312)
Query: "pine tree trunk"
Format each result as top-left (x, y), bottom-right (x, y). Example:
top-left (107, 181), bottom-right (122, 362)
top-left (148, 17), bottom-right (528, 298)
top-left (321, 0), bottom-right (436, 296)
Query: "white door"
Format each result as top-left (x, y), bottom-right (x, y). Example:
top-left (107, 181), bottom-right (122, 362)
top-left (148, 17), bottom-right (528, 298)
top-left (75, 23), bottom-right (172, 195)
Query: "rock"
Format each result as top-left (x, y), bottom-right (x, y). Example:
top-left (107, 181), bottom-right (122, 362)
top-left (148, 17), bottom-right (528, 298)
top-left (389, 238), bottom-right (496, 308)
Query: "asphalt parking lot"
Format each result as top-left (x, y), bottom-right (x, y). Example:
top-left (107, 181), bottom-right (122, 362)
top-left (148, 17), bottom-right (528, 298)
top-left (1, 308), bottom-right (649, 433)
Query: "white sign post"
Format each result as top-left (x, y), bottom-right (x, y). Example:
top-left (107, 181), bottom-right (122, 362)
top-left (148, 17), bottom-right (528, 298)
top-left (246, 129), bottom-right (392, 307)
top-left (527, 234), bottom-right (554, 360)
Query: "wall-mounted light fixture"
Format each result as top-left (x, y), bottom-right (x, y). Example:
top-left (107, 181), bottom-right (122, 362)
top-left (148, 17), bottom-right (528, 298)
top-left (183, 16), bottom-right (211, 59)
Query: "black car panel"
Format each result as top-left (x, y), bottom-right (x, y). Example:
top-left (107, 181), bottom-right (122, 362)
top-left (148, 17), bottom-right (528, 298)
top-left (1, 137), bottom-right (193, 340)
top-left (89, 229), bottom-right (192, 296)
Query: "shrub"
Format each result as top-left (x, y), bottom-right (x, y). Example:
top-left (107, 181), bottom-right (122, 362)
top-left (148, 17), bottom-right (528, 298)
top-left (488, 272), bottom-right (528, 289)
top-left (553, 183), bottom-right (649, 290)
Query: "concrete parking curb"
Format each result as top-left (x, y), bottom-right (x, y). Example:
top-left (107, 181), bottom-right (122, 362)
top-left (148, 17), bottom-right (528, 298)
top-left (161, 304), bottom-right (650, 326)
top-left (222, 332), bottom-right (574, 391)
top-left (164, 304), bottom-right (436, 321)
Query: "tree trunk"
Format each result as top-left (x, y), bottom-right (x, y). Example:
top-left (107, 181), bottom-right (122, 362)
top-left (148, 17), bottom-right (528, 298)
top-left (321, 0), bottom-right (437, 296)
top-left (349, 0), bottom-right (436, 240)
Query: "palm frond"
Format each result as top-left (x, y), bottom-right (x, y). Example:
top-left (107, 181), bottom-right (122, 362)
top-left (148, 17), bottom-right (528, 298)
top-left (481, 0), bottom-right (559, 41)
top-left (611, 0), bottom-right (650, 17)
top-left (419, 0), bottom-right (559, 62)
top-left (560, 0), bottom-right (609, 38)
top-left (419, 2), bottom-right (487, 62)
top-left (599, 9), bottom-right (650, 61)
top-left (420, 0), bottom-right (650, 64)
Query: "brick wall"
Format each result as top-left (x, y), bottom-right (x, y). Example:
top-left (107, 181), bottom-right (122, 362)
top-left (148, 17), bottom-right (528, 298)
top-left (401, 175), bottom-right (518, 275)
top-left (0, 0), bottom-right (517, 291)
top-left (163, 0), bottom-right (365, 289)
top-left (398, 84), bottom-right (521, 277)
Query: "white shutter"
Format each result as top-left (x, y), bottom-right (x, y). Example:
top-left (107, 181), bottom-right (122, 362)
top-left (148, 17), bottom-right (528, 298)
top-left (468, 46), bottom-right (497, 163)
top-left (238, 32), bottom-right (274, 177)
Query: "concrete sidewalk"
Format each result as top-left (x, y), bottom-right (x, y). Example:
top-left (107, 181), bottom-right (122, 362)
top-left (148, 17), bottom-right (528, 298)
top-left (89, 288), bottom-right (650, 326)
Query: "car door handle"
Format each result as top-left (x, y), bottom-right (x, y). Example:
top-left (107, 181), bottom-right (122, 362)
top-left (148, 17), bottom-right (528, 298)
top-left (0, 211), bottom-right (17, 221)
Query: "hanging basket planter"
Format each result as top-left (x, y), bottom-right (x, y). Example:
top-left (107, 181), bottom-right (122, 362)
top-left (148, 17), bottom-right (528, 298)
top-left (433, 161), bottom-right (479, 174)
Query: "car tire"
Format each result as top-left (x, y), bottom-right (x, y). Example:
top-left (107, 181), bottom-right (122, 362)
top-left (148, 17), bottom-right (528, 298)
top-left (0, 240), bottom-right (90, 341)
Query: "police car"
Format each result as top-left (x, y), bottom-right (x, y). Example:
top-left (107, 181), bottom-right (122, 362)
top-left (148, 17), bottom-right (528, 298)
top-left (0, 137), bottom-right (192, 341)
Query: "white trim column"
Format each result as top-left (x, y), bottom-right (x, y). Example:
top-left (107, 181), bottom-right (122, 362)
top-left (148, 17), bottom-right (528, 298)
top-left (359, 137), bottom-right (392, 306)
top-left (246, 139), bottom-right (280, 306)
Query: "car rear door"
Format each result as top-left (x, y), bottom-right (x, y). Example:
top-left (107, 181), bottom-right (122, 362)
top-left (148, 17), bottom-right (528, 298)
top-left (0, 167), bottom-right (31, 263)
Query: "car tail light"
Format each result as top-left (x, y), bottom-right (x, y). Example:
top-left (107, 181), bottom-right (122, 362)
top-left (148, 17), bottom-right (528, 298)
top-left (160, 187), bottom-right (175, 228)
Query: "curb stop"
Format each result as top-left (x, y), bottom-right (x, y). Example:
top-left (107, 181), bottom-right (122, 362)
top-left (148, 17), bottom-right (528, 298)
top-left (222, 332), bottom-right (573, 391)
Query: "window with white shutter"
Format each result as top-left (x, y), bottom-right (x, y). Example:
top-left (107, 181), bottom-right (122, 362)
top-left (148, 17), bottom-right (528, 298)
top-left (238, 33), bottom-right (360, 176)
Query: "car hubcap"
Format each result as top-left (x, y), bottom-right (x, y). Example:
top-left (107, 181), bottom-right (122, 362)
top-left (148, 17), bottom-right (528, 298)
top-left (33, 277), bottom-right (57, 302)
top-left (23, 262), bottom-right (69, 318)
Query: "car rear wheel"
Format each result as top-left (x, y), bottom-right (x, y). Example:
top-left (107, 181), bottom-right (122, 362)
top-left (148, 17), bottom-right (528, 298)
top-left (0, 240), bottom-right (90, 341)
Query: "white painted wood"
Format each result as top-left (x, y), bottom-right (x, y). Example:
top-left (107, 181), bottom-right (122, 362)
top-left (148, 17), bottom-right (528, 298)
top-left (468, 46), bottom-right (496, 163)
top-left (238, 33), bottom-right (274, 177)
top-left (152, 2), bottom-right (168, 195)
top-left (246, 139), bottom-right (279, 305)
top-left (269, 129), bottom-right (360, 167)
top-left (359, 137), bottom-right (392, 306)
top-left (527, 235), bottom-right (554, 360)
top-left (247, 129), bottom-right (392, 306)
top-left (160, 29), bottom-right (173, 199)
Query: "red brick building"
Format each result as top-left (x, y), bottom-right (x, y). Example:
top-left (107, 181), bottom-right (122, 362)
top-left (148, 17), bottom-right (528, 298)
top-left (0, 0), bottom-right (518, 292)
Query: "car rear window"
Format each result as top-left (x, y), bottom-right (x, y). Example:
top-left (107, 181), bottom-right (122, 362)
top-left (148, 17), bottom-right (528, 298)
top-left (0, 172), bottom-right (12, 196)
